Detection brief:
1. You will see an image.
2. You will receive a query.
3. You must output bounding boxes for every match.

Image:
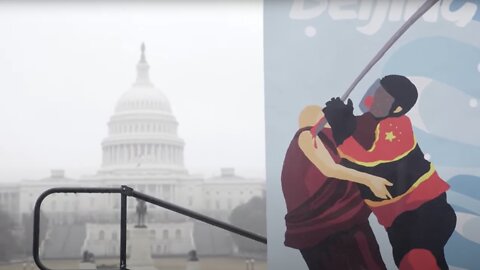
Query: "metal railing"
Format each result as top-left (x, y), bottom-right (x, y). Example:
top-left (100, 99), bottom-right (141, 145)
top-left (33, 185), bottom-right (267, 270)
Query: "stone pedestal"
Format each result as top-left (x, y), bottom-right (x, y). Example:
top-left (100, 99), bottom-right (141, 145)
top-left (128, 227), bottom-right (157, 270)
top-left (78, 262), bottom-right (96, 269)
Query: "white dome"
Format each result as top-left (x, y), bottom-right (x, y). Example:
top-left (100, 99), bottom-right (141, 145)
top-left (114, 85), bottom-right (172, 113)
top-left (99, 44), bottom-right (186, 176)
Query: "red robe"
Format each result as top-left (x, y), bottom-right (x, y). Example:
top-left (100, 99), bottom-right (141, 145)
top-left (281, 127), bottom-right (386, 269)
top-left (281, 127), bottom-right (370, 248)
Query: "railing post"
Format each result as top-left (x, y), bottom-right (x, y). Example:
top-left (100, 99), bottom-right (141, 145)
top-left (120, 185), bottom-right (133, 270)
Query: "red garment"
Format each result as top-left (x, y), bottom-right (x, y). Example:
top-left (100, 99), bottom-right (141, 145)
top-left (337, 115), bottom-right (450, 228)
top-left (281, 127), bottom-right (371, 249)
top-left (367, 170), bottom-right (449, 227)
top-left (338, 115), bottom-right (416, 166)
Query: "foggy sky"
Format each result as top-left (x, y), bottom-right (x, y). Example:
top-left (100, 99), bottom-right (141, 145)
top-left (0, 1), bottom-right (265, 182)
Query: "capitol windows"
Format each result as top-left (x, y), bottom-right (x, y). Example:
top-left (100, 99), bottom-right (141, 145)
top-left (99, 230), bottom-right (105, 240)
top-left (175, 229), bottom-right (181, 240)
top-left (188, 196), bottom-right (193, 206)
top-left (215, 200), bottom-right (220, 210)
top-left (163, 229), bottom-right (169, 240)
top-left (163, 185), bottom-right (170, 196)
top-left (112, 232), bottom-right (118, 241)
top-left (73, 201), bottom-right (79, 211)
top-left (227, 198), bottom-right (232, 210)
top-left (150, 229), bottom-right (156, 239)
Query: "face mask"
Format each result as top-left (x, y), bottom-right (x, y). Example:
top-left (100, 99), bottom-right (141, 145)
top-left (359, 79), bottom-right (382, 113)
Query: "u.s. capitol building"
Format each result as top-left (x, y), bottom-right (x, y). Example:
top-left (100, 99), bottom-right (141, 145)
top-left (0, 44), bottom-right (265, 259)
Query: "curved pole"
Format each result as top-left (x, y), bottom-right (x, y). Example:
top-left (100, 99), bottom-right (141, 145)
top-left (313, 0), bottom-right (440, 135)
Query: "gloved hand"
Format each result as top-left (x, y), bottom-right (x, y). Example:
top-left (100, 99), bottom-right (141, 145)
top-left (323, 97), bottom-right (356, 145)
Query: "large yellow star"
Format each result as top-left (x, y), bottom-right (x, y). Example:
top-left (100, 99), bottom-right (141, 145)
top-left (385, 131), bottom-right (396, 142)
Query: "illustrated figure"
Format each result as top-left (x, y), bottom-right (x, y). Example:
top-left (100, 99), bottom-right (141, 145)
top-left (136, 199), bottom-right (147, 228)
top-left (323, 75), bottom-right (457, 270)
top-left (281, 105), bottom-right (389, 270)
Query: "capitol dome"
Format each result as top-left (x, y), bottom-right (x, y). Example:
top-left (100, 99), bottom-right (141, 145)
top-left (114, 86), bottom-right (172, 114)
top-left (99, 43), bottom-right (186, 175)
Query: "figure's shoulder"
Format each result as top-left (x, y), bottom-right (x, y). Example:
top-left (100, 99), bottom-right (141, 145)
top-left (379, 115), bottom-right (413, 130)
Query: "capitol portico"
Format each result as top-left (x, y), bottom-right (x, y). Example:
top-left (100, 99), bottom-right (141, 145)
top-left (0, 44), bottom-right (265, 259)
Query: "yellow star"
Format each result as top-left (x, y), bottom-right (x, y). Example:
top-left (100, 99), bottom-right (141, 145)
top-left (385, 131), bottom-right (396, 142)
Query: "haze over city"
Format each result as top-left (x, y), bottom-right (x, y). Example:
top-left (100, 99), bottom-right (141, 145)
top-left (0, 1), bottom-right (265, 182)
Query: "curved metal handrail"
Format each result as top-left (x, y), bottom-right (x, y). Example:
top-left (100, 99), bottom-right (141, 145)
top-left (33, 185), bottom-right (267, 270)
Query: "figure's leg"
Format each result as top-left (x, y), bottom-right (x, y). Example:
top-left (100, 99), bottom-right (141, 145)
top-left (398, 249), bottom-right (439, 270)
top-left (299, 230), bottom-right (359, 270)
top-left (387, 194), bottom-right (457, 270)
top-left (300, 224), bottom-right (386, 270)
top-left (418, 195), bottom-right (456, 270)
top-left (352, 222), bottom-right (387, 270)
top-left (431, 249), bottom-right (448, 270)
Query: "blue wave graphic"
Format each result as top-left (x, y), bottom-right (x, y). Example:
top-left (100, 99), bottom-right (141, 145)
top-left (451, 0), bottom-right (480, 21)
top-left (414, 128), bottom-right (480, 167)
top-left (383, 37), bottom-right (480, 99)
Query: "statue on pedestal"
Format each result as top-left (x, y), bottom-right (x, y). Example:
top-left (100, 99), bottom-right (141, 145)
top-left (135, 199), bottom-right (147, 228)
top-left (79, 250), bottom-right (96, 270)
top-left (82, 250), bottom-right (95, 263)
top-left (187, 250), bottom-right (199, 262)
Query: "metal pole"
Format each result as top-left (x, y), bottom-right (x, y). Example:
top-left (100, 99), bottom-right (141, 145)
top-left (313, 0), bottom-right (440, 135)
top-left (120, 185), bottom-right (132, 270)
top-left (131, 190), bottom-right (267, 244)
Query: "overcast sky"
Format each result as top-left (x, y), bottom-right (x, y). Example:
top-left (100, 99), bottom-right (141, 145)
top-left (0, 1), bottom-right (265, 182)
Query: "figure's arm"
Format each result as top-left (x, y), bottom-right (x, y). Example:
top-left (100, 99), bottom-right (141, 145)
top-left (322, 97), bottom-right (357, 145)
top-left (298, 131), bottom-right (392, 199)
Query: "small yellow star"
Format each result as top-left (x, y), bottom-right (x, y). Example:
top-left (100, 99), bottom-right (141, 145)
top-left (385, 131), bottom-right (396, 142)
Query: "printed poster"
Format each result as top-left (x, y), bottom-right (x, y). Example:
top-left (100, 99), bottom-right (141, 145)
top-left (265, 1), bottom-right (480, 269)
